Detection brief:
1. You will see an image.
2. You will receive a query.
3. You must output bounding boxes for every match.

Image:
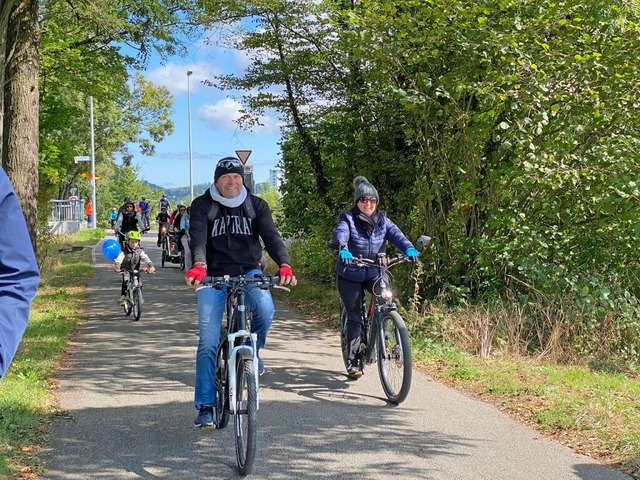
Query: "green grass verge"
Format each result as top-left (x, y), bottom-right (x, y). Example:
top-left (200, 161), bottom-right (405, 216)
top-left (0, 229), bottom-right (104, 479)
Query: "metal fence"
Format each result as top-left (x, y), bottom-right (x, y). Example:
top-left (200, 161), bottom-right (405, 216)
top-left (50, 199), bottom-right (85, 222)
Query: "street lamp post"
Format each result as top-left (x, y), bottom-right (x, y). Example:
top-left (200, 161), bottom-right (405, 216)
top-left (187, 70), bottom-right (194, 202)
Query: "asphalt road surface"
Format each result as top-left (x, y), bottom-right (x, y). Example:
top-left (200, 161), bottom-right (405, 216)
top-left (39, 234), bottom-right (632, 480)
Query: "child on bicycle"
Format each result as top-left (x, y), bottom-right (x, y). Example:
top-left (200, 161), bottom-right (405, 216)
top-left (114, 230), bottom-right (155, 305)
top-left (332, 176), bottom-right (418, 378)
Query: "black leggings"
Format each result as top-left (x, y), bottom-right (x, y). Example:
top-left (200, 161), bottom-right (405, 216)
top-left (337, 275), bottom-right (382, 362)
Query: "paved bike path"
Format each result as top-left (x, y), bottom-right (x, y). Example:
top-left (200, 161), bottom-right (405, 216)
top-left (39, 235), bottom-right (631, 479)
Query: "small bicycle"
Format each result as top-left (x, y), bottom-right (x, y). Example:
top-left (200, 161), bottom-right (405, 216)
top-left (120, 269), bottom-right (144, 321)
top-left (199, 274), bottom-right (287, 476)
top-left (338, 235), bottom-right (431, 404)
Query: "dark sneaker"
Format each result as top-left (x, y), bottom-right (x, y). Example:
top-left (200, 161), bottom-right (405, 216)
top-left (194, 407), bottom-right (214, 428)
top-left (256, 348), bottom-right (265, 376)
top-left (347, 360), bottom-right (363, 378)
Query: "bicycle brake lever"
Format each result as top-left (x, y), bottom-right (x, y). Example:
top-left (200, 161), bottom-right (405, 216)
top-left (273, 285), bottom-right (291, 293)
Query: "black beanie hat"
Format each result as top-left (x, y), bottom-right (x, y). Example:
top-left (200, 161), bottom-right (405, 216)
top-left (214, 157), bottom-right (244, 183)
top-left (353, 176), bottom-right (379, 203)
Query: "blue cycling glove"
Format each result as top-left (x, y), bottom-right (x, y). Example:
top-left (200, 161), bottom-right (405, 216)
top-left (406, 247), bottom-right (419, 261)
top-left (339, 248), bottom-right (354, 264)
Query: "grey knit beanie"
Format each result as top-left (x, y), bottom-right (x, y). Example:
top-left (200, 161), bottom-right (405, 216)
top-left (353, 176), bottom-right (379, 203)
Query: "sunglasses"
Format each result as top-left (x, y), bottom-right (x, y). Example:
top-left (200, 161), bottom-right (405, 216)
top-left (358, 197), bottom-right (377, 205)
top-left (126, 205), bottom-right (134, 208)
top-left (217, 158), bottom-right (242, 169)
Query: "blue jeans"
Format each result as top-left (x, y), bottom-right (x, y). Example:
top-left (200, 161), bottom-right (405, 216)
top-left (194, 269), bottom-right (275, 410)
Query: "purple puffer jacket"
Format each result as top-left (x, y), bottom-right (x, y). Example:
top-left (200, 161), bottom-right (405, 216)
top-left (332, 207), bottom-right (413, 282)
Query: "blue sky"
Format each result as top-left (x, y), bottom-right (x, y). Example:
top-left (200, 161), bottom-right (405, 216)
top-left (128, 37), bottom-right (283, 189)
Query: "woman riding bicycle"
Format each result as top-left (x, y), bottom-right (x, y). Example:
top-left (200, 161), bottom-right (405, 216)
top-left (332, 176), bottom-right (419, 378)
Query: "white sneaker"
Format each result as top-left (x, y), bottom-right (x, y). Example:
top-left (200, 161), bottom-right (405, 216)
top-left (118, 295), bottom-right (126, 305)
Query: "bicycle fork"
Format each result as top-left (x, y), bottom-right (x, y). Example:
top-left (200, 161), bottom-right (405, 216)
top-left (227, 330), bottom-right (260, 414)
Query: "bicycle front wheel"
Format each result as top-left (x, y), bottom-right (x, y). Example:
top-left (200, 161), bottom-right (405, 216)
top-left (161, 237), bottom-right (168, 267)
top-left (215, 341), bottom-right (230, 429)
top-left (377, 311), bottom-right (412, 404)
top-left (132, 288), bottom-right (141, 321)
top-left (235, 358), bottom-right (257, 476)
top-left (123, 292), bottom-right (132, 316)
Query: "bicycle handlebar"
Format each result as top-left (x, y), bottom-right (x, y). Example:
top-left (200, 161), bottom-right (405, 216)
top-left (201, 274), bottom-right (284, 289)
top-left (119, 268), bottom-right (154, 275)
top-left (349, 254), bottom-right (413, 269)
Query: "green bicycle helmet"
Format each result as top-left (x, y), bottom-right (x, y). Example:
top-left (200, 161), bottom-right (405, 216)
top-left (126, 231), bottom-right (142, 241)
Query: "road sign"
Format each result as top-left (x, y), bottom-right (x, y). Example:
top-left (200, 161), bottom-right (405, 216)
top-left (80, 173), bottom-right (101, 180)
top-left (235, 150), bottom-right (252, 165)
top-left (74, 156), bottom-right (90, 163)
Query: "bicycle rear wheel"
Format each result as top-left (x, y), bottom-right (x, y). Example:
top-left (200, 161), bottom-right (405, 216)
top-left (377, 311), bottom-right (412, 404)
top-left (132, 288), bottom-right (141, 321)
top-left (339, 303), bottom-right (349, 371)
top-left (235, 358), bottom-right (257, 476)
top-left (215, 341), bottom-right (230, 429)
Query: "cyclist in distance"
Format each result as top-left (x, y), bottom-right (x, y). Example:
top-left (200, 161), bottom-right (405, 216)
top-left (158, 193), bottom-right (171, 214)
top-left (155, 206), bottom-right (170, 247)
top-left (109, 207), bottom-right (118, 230)
top-left (138, 196), bottom-right (151, 231)
top-left (113, 230), bottom-right (155, 304)
top-left (179, 205), bottom-right (192, 270)
top-left (332, 176), bottom-right (419, 378)
top-left (185, 156), bottom-right (297, 428)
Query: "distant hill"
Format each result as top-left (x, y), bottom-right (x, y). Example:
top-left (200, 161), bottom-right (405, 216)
top-left (164, 183), bottom-right (211, 199)
top-left (142, 180), bottom-right (271, 205)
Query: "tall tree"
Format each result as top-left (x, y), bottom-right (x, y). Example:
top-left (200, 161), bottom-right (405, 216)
top-left (3, 0), bottom-right (39, 243)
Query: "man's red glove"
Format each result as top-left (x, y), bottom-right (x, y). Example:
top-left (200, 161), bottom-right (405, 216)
top-left (185, 265), bottom-right (207, 283)
top-left (279, 265), bottom-right (293, 278)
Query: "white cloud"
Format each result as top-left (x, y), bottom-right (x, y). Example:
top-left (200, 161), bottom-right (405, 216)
top-left (146, 62), bottom-right (221, 95)
top-left (197, 98), bottom-right (242, 129)
top-left (197, 98), bottom-right (281, 133)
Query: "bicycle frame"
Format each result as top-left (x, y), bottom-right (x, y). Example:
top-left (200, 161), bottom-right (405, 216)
top-left (122, 270), bottom-right (139, 298)
top-left (200, 275), bottom-right (285, 414)
top-left (225, 286), bottom-right (260, 414)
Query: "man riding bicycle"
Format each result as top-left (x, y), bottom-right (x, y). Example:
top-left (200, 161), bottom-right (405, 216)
top-left (332, 176), bottom-right (419, 378)
top-left (185, 156), bottom-right (297, 428)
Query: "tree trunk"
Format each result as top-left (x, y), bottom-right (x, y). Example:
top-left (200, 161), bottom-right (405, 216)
top-left (3, 0), bottom-right (39, 245)
top-left (0, 0), bottom-right (15, 159)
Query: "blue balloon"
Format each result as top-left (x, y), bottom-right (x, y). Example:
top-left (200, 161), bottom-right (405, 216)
top-left (102, 239), bottom-right (121, 260)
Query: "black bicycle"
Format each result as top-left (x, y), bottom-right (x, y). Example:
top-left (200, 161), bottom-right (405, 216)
top-left (339, 235), bottom-right (431, 404)
top-left (200, 274), bottom-right (287, 476)
top-left (120, 269), bottom-right (143, 321)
